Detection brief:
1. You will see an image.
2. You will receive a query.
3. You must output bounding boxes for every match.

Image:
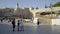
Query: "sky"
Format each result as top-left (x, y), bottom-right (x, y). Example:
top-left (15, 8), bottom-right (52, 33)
top-left (0, 0), bottom-right (60, 8)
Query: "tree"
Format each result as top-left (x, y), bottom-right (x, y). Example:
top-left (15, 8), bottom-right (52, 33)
top-left (52, 2), bottom-right (60, 7)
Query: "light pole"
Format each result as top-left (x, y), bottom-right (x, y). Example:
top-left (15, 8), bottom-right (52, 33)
top-left (50, 0), bottom-right (53, 19)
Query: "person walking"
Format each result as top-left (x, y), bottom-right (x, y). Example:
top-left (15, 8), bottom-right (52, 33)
top-left (12, 18), bottom-right (15, 32)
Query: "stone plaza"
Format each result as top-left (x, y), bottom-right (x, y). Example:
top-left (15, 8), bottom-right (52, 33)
top-left (0, 20), bottom-right (60, 34)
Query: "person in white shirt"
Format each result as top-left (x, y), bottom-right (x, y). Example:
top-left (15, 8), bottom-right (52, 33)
top-left (17, 19), bottom-right (24, 31)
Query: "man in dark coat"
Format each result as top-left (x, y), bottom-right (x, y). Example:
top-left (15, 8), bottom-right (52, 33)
top-left (37, 19), bottom-right (39, 25)
top-left (12, 18), bottom-right (15, 32)
top-left (17, 20), bottom-right (20, 31)
top-left (1, 19), bottom-right (3, 23)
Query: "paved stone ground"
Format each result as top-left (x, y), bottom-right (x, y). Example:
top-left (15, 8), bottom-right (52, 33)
top-left (0, 20), bottom-right (60, 34)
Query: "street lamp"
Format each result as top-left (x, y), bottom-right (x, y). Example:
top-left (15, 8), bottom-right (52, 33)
top-left (50, 0), bottom-right (53, 19)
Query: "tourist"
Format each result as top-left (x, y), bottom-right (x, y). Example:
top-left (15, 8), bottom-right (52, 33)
top-left (1, 19), bottom-right (3, 23)
top-left (17, 19), bottom-right (24, 31)
top-left (17, 20), bottom-right (20, 31)
top-left (12, 18), bottom-right (15, 32)
top-left (37, 19), bottom-right (39, 25)
top-left (19, 19), bottom-right (24, 31)
top-left (0, 17), bottom-right (5, 23)
top-left (8, 19), bottom-right (11, 22)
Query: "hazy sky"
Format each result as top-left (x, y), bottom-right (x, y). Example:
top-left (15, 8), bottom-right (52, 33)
top-left (0, 0), bottom-right (60, 8)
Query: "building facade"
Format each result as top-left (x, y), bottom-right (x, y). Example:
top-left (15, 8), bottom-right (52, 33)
top-left (0, 2), bottom-right (33, 19)
top-left (30, 7), bottom-right (60, 25)
top-left (0, 2), bottom-right (60, 25)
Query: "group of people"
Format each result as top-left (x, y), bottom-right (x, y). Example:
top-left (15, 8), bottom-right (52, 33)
top-left (12, 18), bottom-right (24, 32)
top-left (0, 18), bottom-right (40, 32)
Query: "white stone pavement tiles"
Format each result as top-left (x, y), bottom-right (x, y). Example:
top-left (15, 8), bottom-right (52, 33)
top-left (0, 22), bottom-right (60, 34)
